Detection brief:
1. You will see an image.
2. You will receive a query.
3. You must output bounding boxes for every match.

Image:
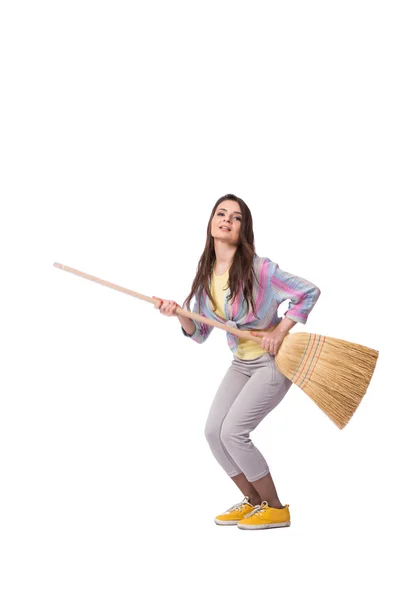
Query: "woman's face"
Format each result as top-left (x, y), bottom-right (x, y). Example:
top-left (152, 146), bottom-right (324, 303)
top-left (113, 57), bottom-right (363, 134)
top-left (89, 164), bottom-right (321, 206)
top-left (211, 200), bottom-right (242, 246)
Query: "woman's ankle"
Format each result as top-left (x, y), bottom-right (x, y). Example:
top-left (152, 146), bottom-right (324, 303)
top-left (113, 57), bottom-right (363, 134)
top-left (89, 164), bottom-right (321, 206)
top-left (249, 496), bottom-right (261, 506)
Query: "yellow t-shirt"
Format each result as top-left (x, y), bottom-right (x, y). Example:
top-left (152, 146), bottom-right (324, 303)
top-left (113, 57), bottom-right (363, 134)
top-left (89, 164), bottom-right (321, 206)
top-left (210, 266), bottom-right (266, 360)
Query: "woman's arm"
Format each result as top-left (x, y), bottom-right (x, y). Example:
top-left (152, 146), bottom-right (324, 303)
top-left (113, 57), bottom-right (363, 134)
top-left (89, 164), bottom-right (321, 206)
top-left (276, 316), bottom-right (298, 336)
top-left (180, 291), bottom-right (214, 344)
top-left (178, 314), bottom-right (196, 336)
top-left (270, 262), bottom-right (321, 324)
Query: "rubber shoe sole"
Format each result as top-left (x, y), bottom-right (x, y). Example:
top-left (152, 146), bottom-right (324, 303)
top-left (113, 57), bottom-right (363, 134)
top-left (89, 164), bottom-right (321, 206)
top-left (214, 518), bottom-right (242, 526)
top-left (237, 521), bottom-right (290, 530)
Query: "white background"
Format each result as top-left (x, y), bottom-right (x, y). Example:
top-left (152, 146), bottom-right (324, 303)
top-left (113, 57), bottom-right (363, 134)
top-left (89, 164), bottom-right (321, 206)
top-left (1, 1), bottom-right (399, 598)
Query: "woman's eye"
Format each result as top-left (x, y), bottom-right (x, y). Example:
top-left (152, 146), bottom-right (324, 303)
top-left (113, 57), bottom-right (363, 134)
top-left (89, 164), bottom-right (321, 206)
top-left (217, 211), bottom-right (241, 221)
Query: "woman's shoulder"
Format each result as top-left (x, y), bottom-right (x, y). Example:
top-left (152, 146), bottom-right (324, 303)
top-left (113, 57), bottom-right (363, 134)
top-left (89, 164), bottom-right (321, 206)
top-left (252, 255), bottom-right (280, 280)
top-left (253, 255), bottom-right (274, 268)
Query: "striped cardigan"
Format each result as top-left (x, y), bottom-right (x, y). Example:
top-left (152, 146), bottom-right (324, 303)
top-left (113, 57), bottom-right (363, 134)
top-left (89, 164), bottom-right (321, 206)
top-left (182, 255), bottom-right (321, 354)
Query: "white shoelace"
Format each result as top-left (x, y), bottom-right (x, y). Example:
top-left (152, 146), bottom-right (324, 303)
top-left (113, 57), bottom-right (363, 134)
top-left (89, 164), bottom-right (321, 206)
top-left (243, 501), bottom-right (269, 518)
top-left (225, 496), bottom-right (252, 514)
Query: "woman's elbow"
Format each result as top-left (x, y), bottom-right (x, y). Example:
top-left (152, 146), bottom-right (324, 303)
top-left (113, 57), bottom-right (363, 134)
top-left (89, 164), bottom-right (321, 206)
top-left (314, 286), bottom-right (322, 299)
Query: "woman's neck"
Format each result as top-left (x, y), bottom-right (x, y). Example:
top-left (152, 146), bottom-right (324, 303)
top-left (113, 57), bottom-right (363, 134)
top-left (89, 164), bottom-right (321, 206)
top-left (214, 241), bottom-right (237, 266)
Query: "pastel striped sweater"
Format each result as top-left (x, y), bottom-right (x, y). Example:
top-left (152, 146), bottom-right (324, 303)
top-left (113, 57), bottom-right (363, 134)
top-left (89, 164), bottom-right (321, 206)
top-left (182, 255), bottom-right (321, 355)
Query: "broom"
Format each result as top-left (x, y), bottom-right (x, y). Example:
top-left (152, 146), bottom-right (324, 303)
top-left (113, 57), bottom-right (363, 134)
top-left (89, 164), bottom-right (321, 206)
top-left (53, 262), bottom-right (379, 429)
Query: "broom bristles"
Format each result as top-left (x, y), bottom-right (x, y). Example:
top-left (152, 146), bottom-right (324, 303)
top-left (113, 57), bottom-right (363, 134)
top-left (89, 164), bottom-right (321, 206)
top-left (275, 333), bottom-right (379, 429)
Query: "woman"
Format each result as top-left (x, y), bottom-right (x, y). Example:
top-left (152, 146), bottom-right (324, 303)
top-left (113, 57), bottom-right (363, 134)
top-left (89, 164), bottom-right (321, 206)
top-left (153, 194), bottom-right (321, 530)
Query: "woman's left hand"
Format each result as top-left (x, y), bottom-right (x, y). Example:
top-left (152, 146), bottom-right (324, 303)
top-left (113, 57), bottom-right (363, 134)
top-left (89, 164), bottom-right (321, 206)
top-left (249, 330), bottom-right (286, 356)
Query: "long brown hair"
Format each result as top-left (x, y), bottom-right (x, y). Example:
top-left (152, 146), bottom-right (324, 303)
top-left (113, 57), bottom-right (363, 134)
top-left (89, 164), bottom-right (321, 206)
top-left (183, 194), bottom-right (260, 319)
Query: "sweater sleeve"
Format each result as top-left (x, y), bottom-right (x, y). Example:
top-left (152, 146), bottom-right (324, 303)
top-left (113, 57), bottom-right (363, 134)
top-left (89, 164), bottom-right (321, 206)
top-left (181, 290), bottom-right (214, 344)
top-left (270, 262), bottom-right (321, 324)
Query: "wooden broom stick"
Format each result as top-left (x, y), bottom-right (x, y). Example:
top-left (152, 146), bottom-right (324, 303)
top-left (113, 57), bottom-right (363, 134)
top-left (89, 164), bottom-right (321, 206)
top-left (53, 262), bottom-right (281, 341)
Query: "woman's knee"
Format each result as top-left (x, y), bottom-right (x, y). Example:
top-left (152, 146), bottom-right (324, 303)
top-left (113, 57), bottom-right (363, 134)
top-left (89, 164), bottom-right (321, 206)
top-left (220, 419), bottom-right (240, 448)
top-left (204, 418), bottom-right (221, 446)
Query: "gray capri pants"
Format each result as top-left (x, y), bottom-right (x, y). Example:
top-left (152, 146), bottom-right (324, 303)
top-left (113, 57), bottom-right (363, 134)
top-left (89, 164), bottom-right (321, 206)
top-left (204, 352), bottom-right (292, 482)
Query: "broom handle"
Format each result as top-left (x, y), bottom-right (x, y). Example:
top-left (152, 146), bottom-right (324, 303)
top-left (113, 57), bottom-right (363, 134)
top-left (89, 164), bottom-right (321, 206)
top-left (53, 262), bottom-right (281, 342)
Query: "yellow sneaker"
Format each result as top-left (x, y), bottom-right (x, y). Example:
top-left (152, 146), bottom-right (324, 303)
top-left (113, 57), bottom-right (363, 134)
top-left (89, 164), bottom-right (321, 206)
top-left (237, 501), bottom-right (291, 530)
top-left (214, 496), bottom-right (257, 526)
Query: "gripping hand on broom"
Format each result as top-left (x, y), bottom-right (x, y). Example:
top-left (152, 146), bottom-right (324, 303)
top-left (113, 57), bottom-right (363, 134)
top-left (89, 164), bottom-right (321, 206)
top-left (249, 330), bottom-right (286, 356)
top-left (152, 296), bottom-right (181, 316)
top-left (250, 317), bottom-right (297, 356)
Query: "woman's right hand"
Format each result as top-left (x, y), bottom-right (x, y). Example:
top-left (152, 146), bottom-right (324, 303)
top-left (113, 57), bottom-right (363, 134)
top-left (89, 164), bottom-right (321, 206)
top-left (152, 296), bottom-right (181, 317)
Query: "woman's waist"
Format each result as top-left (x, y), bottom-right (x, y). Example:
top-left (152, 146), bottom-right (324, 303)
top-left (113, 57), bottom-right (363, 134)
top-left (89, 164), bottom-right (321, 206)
top-left (235, 318), bottom-right (282, 333)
